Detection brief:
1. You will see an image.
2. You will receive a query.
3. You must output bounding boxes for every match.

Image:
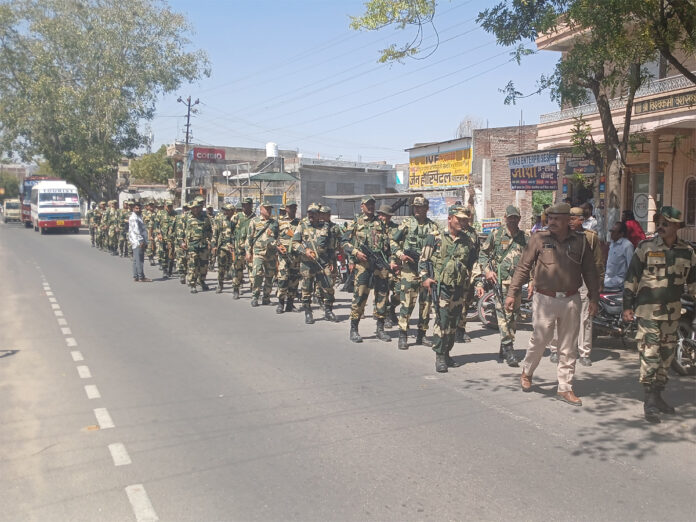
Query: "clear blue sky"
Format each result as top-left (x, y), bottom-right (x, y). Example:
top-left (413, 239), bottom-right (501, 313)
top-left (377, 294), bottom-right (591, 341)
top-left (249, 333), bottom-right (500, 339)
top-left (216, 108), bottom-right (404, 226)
top-left (150, 0), bottom-right (562, 165)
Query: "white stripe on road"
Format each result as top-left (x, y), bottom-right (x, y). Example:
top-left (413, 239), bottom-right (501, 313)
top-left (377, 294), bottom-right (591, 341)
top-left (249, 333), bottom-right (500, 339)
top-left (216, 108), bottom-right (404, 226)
top-left (65, 337), bottom-right (77, 347)
top-left (94, 408), bottom-right (115, 429)
top-left (108, 443), bottom-right (132, 466)
top-left (45, 291), bottom-right (53, 296)
top-left (57, 318), bottom-right (67, 325)
top-left (70, 351), bottom-right (84, 362)
top-left (48, 297), bottom-right (57, 303)
top-left (77, 365), bottom-right (92, 379)
top-left (125, 484), bottom-right (159, 522)
top-left (84, 385), bottom-right (101, 399)
top-left (54, 310), bottom-right (63, 317)
top-left (61, 327), bottom-right (72, 335)
top-left (51, 303), bottom-right (60, 310)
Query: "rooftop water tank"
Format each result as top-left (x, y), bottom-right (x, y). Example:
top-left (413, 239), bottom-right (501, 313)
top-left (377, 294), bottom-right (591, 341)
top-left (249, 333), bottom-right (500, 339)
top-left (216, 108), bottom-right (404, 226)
top-left (266, 142), bottom-right (278, 158)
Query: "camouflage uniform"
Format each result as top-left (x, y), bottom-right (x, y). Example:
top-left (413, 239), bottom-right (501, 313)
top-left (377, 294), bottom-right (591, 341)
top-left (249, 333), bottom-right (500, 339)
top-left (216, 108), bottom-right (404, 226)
top-left (95, 202), bottom-right (106, 249)
top-left (183, 199), bottom-right (213, 293)
top-left (383, 219), bottom-right (400, 327)
top-left (158, 204), bottom-right (177, 277)
top-left (174, 207), bottom-right (189, 283)
top-left (214, 206), bottom-right (236, 292)
top-left (419, 205), bottom-right (478, 372)
top-left (277, 210), bottom-right (302, 310)
top-left (143, 204), bottom-right (156, 263)
top-left (455, 222), bottom-right (480, 339)
top-left (245, 208), bottom-right (279, 304)
top-left (391, 212), bottom-right (440, 345)
top-left (86, 206), bottom-right (96, 246)
top-left (118, 203), bottom-right (131, 257)
top-left (207, 207), bottom-right (217, 270)
top-left (232, 205), bottom-right (254, 295)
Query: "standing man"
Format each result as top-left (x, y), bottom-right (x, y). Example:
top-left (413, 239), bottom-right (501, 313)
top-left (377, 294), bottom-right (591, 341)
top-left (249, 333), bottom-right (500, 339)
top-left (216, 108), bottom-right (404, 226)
top-left (581, 202), bottom-right (599, 233)
top-left (377, 204), bottom-right (400, 328)
top-left (95, 201), bottom-right (107, 250)
top-left (455, 207), bottom-right (480, 343)
top-left (182, 197), bottom-right (213, 294)
top-left (128, 201), bottom-right (151, 282)
top-left (143, 200), bottom-right (157, 265)
top-left (118, 200), bottom-right (131, 258)
top-left (276, 201), bottom-right (301, 313)
top-left (174, 203), bottom-right (190, 284)
top-left (622, 209), bottom-right (646, 248)
top-left (157, 200), bottom-right (177, 277)
top-left (107, 200), bottom-right (119, 255)
top-left (475, 205), bottom-right (528, 366)
top-left (419, 205), bottom-right (478, 372)
top-left (206, 205), bottom-right (217, 271)
top-left (245, 199), bottom-right (279, 307)
top-left (342, 195), bottom-right (392, 343)
top-left (391, 196), bottom-right (440, 349)
top-left (505, 203), bottom-right (599, 406)
top-left (623, 206), bottom-right (696, 423)
top-left (604, 221), bottom-right (634, 289)
top-left (87, 202), bottom-right (97, 247)
top-left (231, 197), bottom-right (254, 299)
top-left (213, 204), bottom-right (236, 293)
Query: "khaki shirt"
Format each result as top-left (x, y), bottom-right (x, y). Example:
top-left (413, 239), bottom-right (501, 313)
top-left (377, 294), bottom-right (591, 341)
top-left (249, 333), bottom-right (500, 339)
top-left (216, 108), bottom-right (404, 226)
top-left (508, 228), bottom-right (599, 302)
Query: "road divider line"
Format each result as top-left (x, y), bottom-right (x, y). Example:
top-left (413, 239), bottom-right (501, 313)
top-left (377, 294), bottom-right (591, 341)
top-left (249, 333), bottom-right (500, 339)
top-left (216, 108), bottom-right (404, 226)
top-left (108, 443), bottom-right (132, 466)
top-left (84, 385), bottom-right (101, 399)
top-left (54, 310), bottom-right (63, 317)
top-left (94, 408), bottom-right (115, 429)
top-left (61, 327), bottom-right (72, 335)
top-left (125, 484), bottom-right (159, 522)
top-left (77, 365), bottom-right (92, 379)
top-left (48, 297), bottom-right (57, 303)
top-left (57, 318), bottom-right (67, 326)
top-left (45, 291), bottom-right (53, 296)
top-left (65, 337), bottom-right (77, 347)
top-left (70, 351), bottom-right (84, 362)
top-left (51, 304), bottom-right (60, 310)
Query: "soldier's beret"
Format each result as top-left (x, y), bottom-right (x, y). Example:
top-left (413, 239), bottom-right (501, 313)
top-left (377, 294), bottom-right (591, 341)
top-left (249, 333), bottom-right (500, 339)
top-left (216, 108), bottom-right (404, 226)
top-left (242, 197), bottom-right (254, 204)
top-left (569, 206), bottom-right (584, 217)
top-left (376, 204), bottom-right (393, 216)
top-left (412, 196), bottom-right (429, 207)
top-left (448, 205), bottom-right (467, 218)
top-left (320, 205), bottom-right (332, 213)
top-left (361, 195), bottom-right (376, 204)
top-left (655, 206), bottom-right (684, 226)
top-left (546, 203), bottom-right (571, 215)
top-left (505, 205), bottom-right (521, 217)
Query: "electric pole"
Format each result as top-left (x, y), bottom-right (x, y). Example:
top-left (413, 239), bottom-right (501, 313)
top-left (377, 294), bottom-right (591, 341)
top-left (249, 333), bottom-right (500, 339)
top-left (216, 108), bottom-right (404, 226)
top-left (177, 96), bottom-right (199, 206)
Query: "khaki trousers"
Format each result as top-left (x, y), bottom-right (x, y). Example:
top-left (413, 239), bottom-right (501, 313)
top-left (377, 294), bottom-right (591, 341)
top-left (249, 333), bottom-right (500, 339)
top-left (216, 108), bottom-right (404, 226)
top-left (522, 293), bottom-right (581, 393)
top-left (548, 283), bottom-right (592, 358)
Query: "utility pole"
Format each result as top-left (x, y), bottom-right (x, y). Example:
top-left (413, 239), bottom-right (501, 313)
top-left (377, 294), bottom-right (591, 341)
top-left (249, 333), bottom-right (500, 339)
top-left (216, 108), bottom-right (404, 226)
top-left (177, 95), bottom-right (199, 206)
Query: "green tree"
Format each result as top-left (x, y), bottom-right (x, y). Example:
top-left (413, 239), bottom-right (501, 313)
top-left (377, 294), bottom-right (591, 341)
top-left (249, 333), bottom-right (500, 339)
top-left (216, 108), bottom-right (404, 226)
top-left (130, 145), bottom-right (174, 184)
top-left (0, 0), bottom-right (209, 201)
top-left (532, 190), bottom-right (553, 217)
top-left (0, 172), bottom-right (20, 200)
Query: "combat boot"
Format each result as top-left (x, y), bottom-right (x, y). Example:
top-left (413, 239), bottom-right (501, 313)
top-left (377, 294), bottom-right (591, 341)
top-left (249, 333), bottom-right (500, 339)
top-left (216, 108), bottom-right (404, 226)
top-left (375, 319), bottom-right (391, 342)
top-left (445, 352), bottom-right (461, 368)
top-left (643, 385), bottom-right (661, 424)
top-left (502, 343), bottom-right (519, 367)
top-left (350, 319), bottom-right (362, 343)
top-left (398, 330), bottom-right (408, 350)
top-left (285, 299), bottom-right (296, 312)
top-left (384, 308), bottom-right (397, 328)
top-left (262, 296), bottom-right (271, 305)
top-left (653, 385), bottom-right (675, 414)
top-left (415, 330), bottom-right (431, 347)
top-left (497, 345), bottom-right (505, 364)
top-left (435, 353), bottom-right (448, 373)
top-left (304, 304), bottom-right (314, 324)
top-left (190, 286), bottom-right (198, 294)
top-left (251, 297), bottom-right (259, 307)
top-left (324, 305), bottom-right (337, 322)
top-left (216, 282), bottom-right (223, 294)
top-left (200, 280), bottom-right (209, 292)
top-left (455, 328), bottom-right (471, 343)
top-left (232, 287), bottom-right (240, 299)
top-left (276, 299), bottom-right (285, 314)
top-left (180, 275), bottom-right (186, 285)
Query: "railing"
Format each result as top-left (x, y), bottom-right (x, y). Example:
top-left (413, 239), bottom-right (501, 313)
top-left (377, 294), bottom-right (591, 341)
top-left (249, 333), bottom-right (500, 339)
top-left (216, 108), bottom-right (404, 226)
top-left (540, 72), bottom-right (696, 124)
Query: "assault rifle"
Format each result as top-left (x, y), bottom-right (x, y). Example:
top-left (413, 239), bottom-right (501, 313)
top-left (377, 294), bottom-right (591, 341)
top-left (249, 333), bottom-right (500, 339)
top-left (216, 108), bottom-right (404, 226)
top-left (302, 239), bottom-right (332, 289)
top-left (359, 243), bottom-right (397, 278)
top-left (424, 258), bottom-right (441, 328)
top-left (486, 260), bottom-right (513, 336)
top-left (403, 248), bottom-right (421, 268)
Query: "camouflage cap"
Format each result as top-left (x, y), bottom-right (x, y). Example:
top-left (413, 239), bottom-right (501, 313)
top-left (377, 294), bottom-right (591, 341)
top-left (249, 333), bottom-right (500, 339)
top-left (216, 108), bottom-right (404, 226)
top-left (99, 201), bottom-right (106, 205)
top-left (284, 200), bottom-right (298, 208)
top-left (656, 206), bottom-right (684, 224)
top-left (242, 197), bottom-right (254, 204)
top-left (376, 204), bottom-right (393, 216)
top-left (448, 205), bottom-right (468, 218)
top-left (235, 203), bottom-right (243, 210)
top-left (412, 196), bottom-right (429, 207)
top-left (462, 207), bottom-right (473, 218)
top-left (361, 195), bottom-right (376, 204)
top-left (320, 205), bottom-right (332, 213)
top-left (90, 202), bottom-right (97, 208)
top-left (192, 196), bottom-right (205, 207)
top-left (165, 199), bottom-right (174, 206)
top-left (505, 205), bottom-right (521, 217)
top-left (222, 203), bottom-right (235, 211)
top-left (260, 198), bottom-right (274, 207)
top-left (307, 202), bottom-right (321, 213)
top-left (546, 202), bottom-right (571, 215)
top-left (570, 206), bottom-right (584, 217)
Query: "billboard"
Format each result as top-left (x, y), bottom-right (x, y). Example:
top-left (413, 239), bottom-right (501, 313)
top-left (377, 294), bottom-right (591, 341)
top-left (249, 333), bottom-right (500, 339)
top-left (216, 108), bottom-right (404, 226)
top-left (509, 152), bottom-right (557, 191)
top-left (192, 147), bottom-right (226, 162)
top-left (409, 147), bottom-right (471, 189)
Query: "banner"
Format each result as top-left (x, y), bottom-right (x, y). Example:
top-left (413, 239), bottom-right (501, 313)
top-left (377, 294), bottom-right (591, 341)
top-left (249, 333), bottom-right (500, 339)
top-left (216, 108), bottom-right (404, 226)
top-left (192, 147), bottom-right (226, 162)
top-left (509, 152), bottom-right (557, 190)
top-left (409, 147), bottom-right (471, 189)
top-left (481, 218), bottom-right (502, 234)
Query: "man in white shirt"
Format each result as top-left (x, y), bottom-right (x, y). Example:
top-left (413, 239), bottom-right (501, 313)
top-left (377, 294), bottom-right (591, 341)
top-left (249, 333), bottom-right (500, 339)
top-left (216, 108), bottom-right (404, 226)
top-left (581, 202), bottom-right (599, 233)
top-left (604, 221), bottom-right (634, 289)
top-left (129, 201), bottom-right (151, 282)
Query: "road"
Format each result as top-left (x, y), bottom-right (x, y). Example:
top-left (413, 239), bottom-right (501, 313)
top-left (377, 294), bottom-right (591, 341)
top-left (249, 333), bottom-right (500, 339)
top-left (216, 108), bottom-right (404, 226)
top-left (1, 222), bottom-right (694, 521)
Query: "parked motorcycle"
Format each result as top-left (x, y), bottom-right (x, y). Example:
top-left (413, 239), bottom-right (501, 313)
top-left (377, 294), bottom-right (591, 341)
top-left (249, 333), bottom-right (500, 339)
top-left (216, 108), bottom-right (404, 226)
top-left (674, 295), bottom-right (696, 375)
top-left (592, 287), bottom-right (637, 345)
top-left (477, 284), bottom-right (532, 329)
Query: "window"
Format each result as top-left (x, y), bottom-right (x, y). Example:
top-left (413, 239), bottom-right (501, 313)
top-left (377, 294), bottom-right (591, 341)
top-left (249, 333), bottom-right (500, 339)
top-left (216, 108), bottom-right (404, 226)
top-left (686, 177), bottom-right (696, 226)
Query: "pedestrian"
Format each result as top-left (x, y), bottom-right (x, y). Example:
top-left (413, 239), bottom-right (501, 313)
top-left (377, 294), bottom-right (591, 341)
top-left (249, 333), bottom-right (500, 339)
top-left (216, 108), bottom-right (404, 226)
top-left (604, 221), bottom-right (633, 289)
top-left (128, 201), bottom-right (151, 282)
top-left (622, 209), bottom-right (646, 248)
top-left (505, 202), bottom-right (599, 406)
top-left (581, 202), bottom-right (599, 233)
top-left (419, 204), bottom-right (478, 372)
top-left (245, 199), bottom-right (279, 307)
top-left (622, 206), bottom-right (696, 423)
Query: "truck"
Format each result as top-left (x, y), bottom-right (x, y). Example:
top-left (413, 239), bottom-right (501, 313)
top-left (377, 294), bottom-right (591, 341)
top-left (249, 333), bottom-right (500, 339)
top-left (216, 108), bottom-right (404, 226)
top-left (30, 180), bottom-right (81, 234)
top-left (3, 198), bottom-right (21, 223)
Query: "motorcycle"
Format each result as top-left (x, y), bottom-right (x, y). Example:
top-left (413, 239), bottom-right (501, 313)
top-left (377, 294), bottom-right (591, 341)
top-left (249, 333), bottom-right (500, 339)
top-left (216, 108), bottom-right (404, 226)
top-left (477, 283), bottom-right (532, 329)
top-left (592, 287), bottom-right (637, 345)
top-left (674, 295), bottom-right (696, 375)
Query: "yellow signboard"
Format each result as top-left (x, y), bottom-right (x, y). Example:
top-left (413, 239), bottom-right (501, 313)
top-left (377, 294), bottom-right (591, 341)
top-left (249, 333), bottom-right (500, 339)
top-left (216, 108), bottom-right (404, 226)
top-left (409, 148), bottom-right (471, 189)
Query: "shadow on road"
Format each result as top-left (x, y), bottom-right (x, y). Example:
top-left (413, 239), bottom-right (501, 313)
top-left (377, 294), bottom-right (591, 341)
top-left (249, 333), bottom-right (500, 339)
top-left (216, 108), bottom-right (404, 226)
top-left (0, 349), bottom-right (19, 358)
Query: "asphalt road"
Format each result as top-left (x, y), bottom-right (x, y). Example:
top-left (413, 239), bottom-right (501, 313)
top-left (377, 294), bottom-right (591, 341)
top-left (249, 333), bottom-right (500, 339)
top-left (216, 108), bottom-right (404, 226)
top-left (1, 222), bottom-right (695, 521)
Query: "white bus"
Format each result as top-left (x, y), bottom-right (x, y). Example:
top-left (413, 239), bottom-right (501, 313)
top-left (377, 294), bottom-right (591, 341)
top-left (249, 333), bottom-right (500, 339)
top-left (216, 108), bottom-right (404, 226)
top-left (30, 181), bottom-right (81, 234)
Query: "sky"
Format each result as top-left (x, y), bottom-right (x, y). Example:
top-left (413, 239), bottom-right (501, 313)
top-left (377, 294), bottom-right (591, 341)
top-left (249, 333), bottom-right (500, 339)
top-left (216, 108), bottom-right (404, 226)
top-left (149, 0), bottom-right (563, 165)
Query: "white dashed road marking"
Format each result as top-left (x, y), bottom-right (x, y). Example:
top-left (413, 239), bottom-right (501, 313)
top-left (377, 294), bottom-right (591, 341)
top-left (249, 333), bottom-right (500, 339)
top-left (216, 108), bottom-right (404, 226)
top-left (125, 484), bottom-right (159, 522)
top-left (70, 351), bottom-right (84, 362)
top-left (57, 318), bottom-right (67, 326)
top-left (65, 337), bottom-right (77, 347)
top-left (77, 365), bottom-right (92, 379)
top-left (94, 408), bottom-right (115, 429)
top-left (61, 327), bottom-right (72, 335)
top-left (84, 385), bottom-right (101, 399)
top-left (51, 303), bottom-right (60, 310)
top-left (108, 443), bottom-right (132, 466)
top-left (48, 297), bottom-right (57, 303)
top-left (54, 310), bottom-right (63, 317)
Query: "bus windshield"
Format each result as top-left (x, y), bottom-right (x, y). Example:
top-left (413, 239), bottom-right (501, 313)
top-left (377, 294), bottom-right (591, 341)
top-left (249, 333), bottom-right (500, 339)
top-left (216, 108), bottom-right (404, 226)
top-left (39, 192), bottom-right (79, 205)
top-left (5, 202), bottom-right (19, 209)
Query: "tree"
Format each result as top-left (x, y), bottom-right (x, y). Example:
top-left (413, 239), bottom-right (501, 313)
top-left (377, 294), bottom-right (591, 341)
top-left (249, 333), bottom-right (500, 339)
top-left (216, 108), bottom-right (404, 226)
top-left (0, 171), bottom-right (20, 200)
top-left (0, 0), bottom-right (209, 201)
top-left (129, 145), bottom-right (174, 184)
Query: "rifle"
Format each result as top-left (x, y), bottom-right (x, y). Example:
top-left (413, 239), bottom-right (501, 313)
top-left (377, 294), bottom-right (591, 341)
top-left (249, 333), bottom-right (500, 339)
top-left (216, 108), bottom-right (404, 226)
top-left (403, 248), bottom-right (421, 268)
top-left (424, 258), bottom-right (441, 329)
top-left (487, 259), bottom-right (513, 337)
top-left (359, 243), bottom-right (397, 278)
top-left (302, 238), bottom-right (332, 288)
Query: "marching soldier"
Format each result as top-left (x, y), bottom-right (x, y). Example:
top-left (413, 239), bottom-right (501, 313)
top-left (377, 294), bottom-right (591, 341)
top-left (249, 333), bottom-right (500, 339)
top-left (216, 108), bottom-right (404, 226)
top-left (107, 200), bottom-right (119, 255)
top-left (213, 204), bottom-right (236, 293)
top-left (455, 207), bottom-right (480, 343)
top-left (87, 202), bottom-right (97, 247)
top-left (419, 205), bottom-right (478, 372)
top-left (144, 200), bottom-right (156, 265)
top-left (117, 200), bottom-right (131, 257)
top-left (292, 203), bottom-right (337, 324)
top-left (231, 197), bottom-right (254, 299)
top-left (245, 199), bottom-right (280, 307)
top-left (94, 201), bottom-right (107, 250)
top-left (206, 205), bottom-right (217, 271)
top-left (391, 196), bottom-right (440, 349)
top-left (342, 195), bottom-right (392, 343)
top-left (182, 196), bottom-right (213, 294)
top-left (276, 201), bottom-right (302, 313)
top-left (376, 204), bottom-right (400, 329)
top-left (157, 200), bottom-right (177, 277)
top-left (475, 205), bottom-right (528, 366)
top-left (623, 206), bottom-right (696, 423)
top-left (174, 203), bottom-right (190, 284)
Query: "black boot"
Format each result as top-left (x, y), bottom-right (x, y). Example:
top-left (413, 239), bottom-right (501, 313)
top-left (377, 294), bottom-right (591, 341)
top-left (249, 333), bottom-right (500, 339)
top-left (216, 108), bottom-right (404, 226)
top-left (384, 308), bottom-right (397, 328)
top-left (445, 352), bottom-right (461, 368)
top-left (276, 299), bottom-right (285, 314)
top-left (180, 275), bottom-right (186, 285)
top-left (262, 296), bottom-right (271, 305)
top-left (190, 286), bottom-right (198, 294)
top-left (497, 345), bottom-right (505, 364)
top-left (398, 330), bottom-right (408, 350)
top-left (643, 385), bottom-right (661, 424)
top-left (216, 281), bottom-right (223, 294)
top-left (376, 319), bottom-right (391, 342)
top-left (502, 343), bottom-right (519, 367)
top-left (350, 319), bottom-right (362, 343)
top-left (233, 287), bottom-right (240, 299)
top-left (285, 298), bottom-right (296, 312)
top-left (415, 330), bottom-right (431, 347)
top-left (251, 297), bottom-right (259, 307)
top-left (455, 328), bottom-right (470, 343)
top-left (324, 305), bottom-right (337, 322)
top-left (653, 385), bottom-right (675, 414)
top-left (304, 304), bottom-right (314, 324)
top-left (435, 353), bottom-right (448, 373)
top-left (200, 280), bottom-right (209, 292)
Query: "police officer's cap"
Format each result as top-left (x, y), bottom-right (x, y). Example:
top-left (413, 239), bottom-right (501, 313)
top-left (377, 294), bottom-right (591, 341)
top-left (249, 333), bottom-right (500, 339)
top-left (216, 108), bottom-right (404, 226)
top-left (242, 197), bottom-right (254, 204)
top-left (192, 197), bottom-right (205, 207)
top-left (569, 206), bottom-right (584, 217)
top-left (655, 206), bottom-right (684, 227)
top-left (376, 204), bottom-right (393, 216)
top-left (505, 205), bottom-right (521, 217)
top-left (412, 196), bottom-right (429, 207)
top-left (546, 202), bottom-right (571, 215)
top-left (361, 195), bottom-right (376, 204)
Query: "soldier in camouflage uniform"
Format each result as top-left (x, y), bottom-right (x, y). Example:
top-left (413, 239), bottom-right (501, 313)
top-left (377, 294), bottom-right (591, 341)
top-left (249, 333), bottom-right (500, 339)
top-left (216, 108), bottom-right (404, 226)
top-left (87, 202), bottom-right (97, 247)
top-left (107, 200), bottom-right (120, 255)
top-left (341, 195), bottom-right (392, 343)
top-left (317, 204), bottom-right (341, 307)
top-left (419, 205), bottom-right (478, 373)
top-left (475, 205), bottom-right (528, 366)
top-left (391, 196), bottom-right (440, 349)
top-left (376, 205), bottom-right (400, 329)
top-left (623, 206), bottom-right (696, 423)
top-left (182, 196), bottom-right (213, 293)
top-left (143, 200), bottom-right (156, 265)
top-left (245, 199), bottom-right (280, 307)
top-left (231, 197), bottom-right (255, 299)
top-left (157, 200), bottom-right (177, 277)
top-left (455, 207), bottom-right (480, 343)
top-left (213, 204), bottom-right (236, 293)
top-left (117, 200), bottom-right (131, 257)
top-left (293, 203), bottom-right (337, 324)
top-left (94, 201), bottom-right (106, 250)
top-left (174, 204), bottom-right (190, 284)
top-left (276, 201), bottom-right (302, 313)
top-left (206, 205), bottom-right (217, 271)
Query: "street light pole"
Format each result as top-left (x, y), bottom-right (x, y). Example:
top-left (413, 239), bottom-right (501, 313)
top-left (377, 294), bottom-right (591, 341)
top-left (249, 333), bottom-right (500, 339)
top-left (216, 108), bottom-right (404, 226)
top-left (177, 95), bottom-right (199, 206)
